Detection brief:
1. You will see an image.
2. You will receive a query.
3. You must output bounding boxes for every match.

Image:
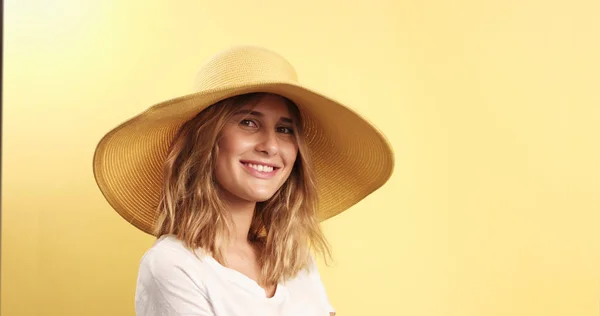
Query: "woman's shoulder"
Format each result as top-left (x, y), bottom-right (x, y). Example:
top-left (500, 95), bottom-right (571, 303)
top-left (145, 234), bottom-right (194, 252)
top-left (142, 234), bottom-right (195, 259)
top-left (138, 235), bottom-right (212, 278)
top-left (135, 236), bottom-right (215, 315)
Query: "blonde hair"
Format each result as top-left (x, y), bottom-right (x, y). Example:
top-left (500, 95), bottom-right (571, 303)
top-left (155, 92), bottom-right (331, 286)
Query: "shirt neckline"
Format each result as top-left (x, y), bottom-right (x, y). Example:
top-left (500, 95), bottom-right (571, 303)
top-left (203, 254), bottom-right (287, 303)
top-left (156, 234), bottom-right (287, 303)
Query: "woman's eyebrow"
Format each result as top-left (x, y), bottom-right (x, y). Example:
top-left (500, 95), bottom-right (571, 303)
top-left (233, 109), bottom-right (293, 123)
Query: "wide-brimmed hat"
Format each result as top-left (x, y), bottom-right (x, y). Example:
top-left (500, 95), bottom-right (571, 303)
top-left (93, 45), bottom-right (395, 235)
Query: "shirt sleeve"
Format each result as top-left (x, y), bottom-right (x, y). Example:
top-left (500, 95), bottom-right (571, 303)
top-left (307, 255), bottom-right (336, 315)
top-left (135, 247), bottom-right (216, 316)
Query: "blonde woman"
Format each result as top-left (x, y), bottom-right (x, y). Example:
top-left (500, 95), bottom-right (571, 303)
top-left (93, 46), bottom-right (394, 316)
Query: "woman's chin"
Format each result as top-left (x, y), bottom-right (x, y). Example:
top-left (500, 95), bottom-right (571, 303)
top-left (243, 189), bottom-right (279, 203)
top-left (250, 193), bottom-right (276, 203)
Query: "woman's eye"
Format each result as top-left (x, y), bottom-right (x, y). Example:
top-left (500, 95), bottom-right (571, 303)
top-left (277, 126), bottom-right (294, 134)
top-left (240, 119), bottom-right (257, 127)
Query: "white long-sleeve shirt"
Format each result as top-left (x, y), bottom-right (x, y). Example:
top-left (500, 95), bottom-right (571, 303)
top-left (135, 235), bottom-right (336, 316)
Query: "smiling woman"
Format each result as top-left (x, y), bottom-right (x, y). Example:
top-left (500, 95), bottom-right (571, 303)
top-left (92, 45), bottom-right (395, 316)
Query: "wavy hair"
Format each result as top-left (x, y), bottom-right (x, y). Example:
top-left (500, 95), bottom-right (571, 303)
top-left (155, 92), bottom-right (331, 286)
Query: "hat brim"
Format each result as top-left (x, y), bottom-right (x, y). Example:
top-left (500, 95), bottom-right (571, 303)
top-left (93, 82), bottom-right (395, 235)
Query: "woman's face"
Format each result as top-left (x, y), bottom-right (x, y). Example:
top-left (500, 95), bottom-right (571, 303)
top-left (214, 94), bottom-right (299, 203)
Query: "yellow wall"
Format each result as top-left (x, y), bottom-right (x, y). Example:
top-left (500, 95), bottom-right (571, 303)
top-left (3, 0), bottom-right (600, 315)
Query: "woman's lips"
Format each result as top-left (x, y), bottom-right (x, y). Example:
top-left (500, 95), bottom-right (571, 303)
top-left (240, 161), bottom-right (280, 179)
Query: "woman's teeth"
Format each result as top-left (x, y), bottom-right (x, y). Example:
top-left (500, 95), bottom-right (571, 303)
top-left (246, 163), bottom-right (274, 172)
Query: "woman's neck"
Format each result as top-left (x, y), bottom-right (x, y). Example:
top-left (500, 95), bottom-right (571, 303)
top-left (228, 204), bottom-right (255, 244)
top-left (222, 192), bottom-right (257, 245)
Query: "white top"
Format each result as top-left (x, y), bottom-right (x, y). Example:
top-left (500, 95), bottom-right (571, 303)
top-left (135, 235), bottom-right (336, 316)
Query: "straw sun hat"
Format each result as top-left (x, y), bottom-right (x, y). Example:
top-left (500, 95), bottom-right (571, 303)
top-left (93, 45), bottom-right (395, 235)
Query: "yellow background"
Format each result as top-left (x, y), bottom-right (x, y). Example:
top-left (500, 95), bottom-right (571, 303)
top-left (3, 0), bottom-right (600, 315)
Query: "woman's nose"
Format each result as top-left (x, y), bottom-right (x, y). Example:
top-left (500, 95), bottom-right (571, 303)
top-left (255, 129), bottom-right (279, 156)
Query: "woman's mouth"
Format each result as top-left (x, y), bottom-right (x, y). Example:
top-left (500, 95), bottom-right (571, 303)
top-left (240, 161), bottom-right (280, 179)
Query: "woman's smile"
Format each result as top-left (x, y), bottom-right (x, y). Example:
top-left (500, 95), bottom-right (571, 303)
top-left (240, 160), bottom-right (281, 179)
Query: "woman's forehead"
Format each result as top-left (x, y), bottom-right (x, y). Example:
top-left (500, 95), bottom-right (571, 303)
top-left (238, 94), bottom-right (297, 121)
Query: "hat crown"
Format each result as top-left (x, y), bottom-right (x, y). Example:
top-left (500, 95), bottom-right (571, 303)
top-left (193, 46), bottom-right (299, 92)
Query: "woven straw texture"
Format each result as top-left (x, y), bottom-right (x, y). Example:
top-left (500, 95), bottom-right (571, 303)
top-left (93, 46), bottom-right (395, 235)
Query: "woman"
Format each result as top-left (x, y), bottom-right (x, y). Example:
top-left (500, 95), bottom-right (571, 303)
top-left (93, 45), bottom-right (394, 316)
